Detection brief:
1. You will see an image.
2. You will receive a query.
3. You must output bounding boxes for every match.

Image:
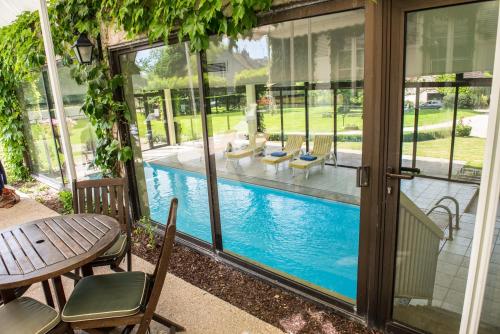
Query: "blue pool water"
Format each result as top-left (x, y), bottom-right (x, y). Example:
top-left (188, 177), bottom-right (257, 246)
top-left (144, 163), bottom-right (360, 300)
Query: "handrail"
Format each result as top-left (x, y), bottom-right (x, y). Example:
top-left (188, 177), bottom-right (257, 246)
top-left (427, 205), bottom-right (454, 240)
top-left (435, 196), bottom-right (460, 230)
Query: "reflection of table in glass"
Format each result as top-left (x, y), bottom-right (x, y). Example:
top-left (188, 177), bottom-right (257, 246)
top-left (0, 214), bottom-right (120, 310)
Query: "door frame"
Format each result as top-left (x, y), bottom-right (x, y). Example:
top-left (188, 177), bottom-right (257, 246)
top-left (108, 0), bottom-right (382, 323)
top-left (376, 0), bottom-right (493, 332)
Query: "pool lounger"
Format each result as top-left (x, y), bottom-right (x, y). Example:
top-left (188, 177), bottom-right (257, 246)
top-left (225, 135), bottom-right (267, 167)
top-left (290, 135), bottom-right (334, 179)
top-left (261, 135), bottom-right (304, 173)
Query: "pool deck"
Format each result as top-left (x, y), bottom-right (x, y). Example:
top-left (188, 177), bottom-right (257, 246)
top-left (142, 144), bottom-right (478, 214)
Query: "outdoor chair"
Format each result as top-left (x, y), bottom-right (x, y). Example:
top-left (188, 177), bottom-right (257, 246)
top-left (72, 178), bottom-right (132, 274)
top-left (225, 132), bottom-right (267, 167)
top-left (289, 135), bottom-right (333, 179)
top-left (261, 134), bottom-right (304, 173)
top-left (61, 198), bottom-right (184, 334)
top-left (0, 296), bottom-right (71, 334)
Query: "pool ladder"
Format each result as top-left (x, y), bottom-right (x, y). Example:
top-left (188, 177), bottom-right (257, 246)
top-left (426, 196), bottom-right (460, 241)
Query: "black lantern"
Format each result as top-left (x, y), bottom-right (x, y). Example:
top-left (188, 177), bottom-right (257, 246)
top-left (72, 33), bottom-right (94, 65)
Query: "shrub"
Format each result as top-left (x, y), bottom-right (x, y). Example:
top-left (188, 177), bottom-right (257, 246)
top-left (135, 216), bottom-right (157, 249)
top-left (58, 190), bottom-right (73, 214)
top-left (343, 124), bottom-right (360, 131)
top-left (456, 120), bottom-right (472, 137)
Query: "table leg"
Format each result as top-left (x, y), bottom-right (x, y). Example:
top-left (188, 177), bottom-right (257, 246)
top-left (51, 276), bottom-right (66, 311)
top-left (41, 280), bottom-right (55, 308)
top-left (0, 289), bottom-right (16, 304)
top-left (81, 264), bottom-right (94, 277)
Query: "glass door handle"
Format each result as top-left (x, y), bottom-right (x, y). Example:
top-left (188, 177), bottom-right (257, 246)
top-left (400, 167), bottom-right (421, 174)
top-left (386, 167), bottom-right (416, 180)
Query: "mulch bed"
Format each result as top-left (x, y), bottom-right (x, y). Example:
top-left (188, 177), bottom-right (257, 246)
top-left (11, 180), bottom-right (65, 214)
top-left (132, 230), bottom-right (378, 334)
top-left (14, 180), bottom-right (377, 333)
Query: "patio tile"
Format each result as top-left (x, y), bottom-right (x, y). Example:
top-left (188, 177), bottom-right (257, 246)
top-left (441, 243), bottom-right (469, 256)
top-left (24, 257), bottom-right (285, 334)
top-left (437, 262), bottom-right (461, 275)
top-left (443, 290), bottom-right (465, 308)
top-left (449, 277), bottom-right (467, 292)
top-left (438, 251), bottom-right (465, 266)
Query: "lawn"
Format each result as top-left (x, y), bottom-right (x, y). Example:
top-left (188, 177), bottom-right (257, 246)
top-left (135, 106), bottom-right (481, 141)
top-left (133, 106), bottom-right (485, 169)
top-left (340, 137), bottom-right (485, 168)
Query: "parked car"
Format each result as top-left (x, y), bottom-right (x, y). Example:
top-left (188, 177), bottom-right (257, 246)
top-left (419, 100), bottom-right (442, 109)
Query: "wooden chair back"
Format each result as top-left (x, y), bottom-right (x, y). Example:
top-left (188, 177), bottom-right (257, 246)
top-left (72, 178), bottom-right (130, 232)
top-left (137, 198), bottom-right (178, 334)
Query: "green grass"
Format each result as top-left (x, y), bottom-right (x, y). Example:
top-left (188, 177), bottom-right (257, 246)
top-left (132, 107), bottom-right (486, 169)
top-left (340, 137), bottom-right (485, 168)
top-left (135, 107), bottom-right (482, 142)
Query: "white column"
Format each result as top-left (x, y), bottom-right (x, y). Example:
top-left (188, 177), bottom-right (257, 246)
top-left (459, 5), bottom-right (500, 333)
top-left (163, 89), bottom-right (176, 145)
top-left (37, 0), bottom-right (76, 183)
top-left (245, 85), bottom-right (257, 147)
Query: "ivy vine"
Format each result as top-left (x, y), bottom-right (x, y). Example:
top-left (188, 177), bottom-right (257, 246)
top-left (0, 0), bottom-right (273, 179)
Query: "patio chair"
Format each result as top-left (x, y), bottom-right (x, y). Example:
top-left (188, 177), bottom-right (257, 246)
top-left (0, 297), bottom-right (71, 334)
top-left (71, 178), bottom-right (132, 274)
top-left (61, 198), bottom-right (184, 334)
top-left (261, 135), bottom-right (304, 173)
top-left (225, 132), bottom-right (267, 167)
top-left (289, 135), bottom-right (333, 179)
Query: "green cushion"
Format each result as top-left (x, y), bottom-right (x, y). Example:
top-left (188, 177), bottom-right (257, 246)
top-left (0, 297), bottom-right (60, 334)
top-left (97, 234), bottom-right (127, 261)
top-left (62, 271), bottom-right (148, 322)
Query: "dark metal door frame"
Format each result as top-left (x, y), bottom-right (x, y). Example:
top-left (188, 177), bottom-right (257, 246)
top-left (107, 0), bottom-right (388, 328)
top-left (376, 0), bottom-right (490, 332)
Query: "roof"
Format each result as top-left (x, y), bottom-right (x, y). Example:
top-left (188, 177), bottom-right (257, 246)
top-left (0, 0), bottom-right (38, 27)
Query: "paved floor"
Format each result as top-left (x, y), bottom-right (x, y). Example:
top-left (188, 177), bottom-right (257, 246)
top-left (1, 197), bottom-right (283, 334)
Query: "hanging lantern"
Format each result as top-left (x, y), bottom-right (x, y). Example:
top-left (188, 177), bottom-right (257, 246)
top-left (72, 33), bottom-right (94, 65)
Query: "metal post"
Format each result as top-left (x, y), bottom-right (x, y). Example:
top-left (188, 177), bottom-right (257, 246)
top-left (37, 0), bottom-right (76, 183)
top-left (333, 86), bottom-right (338, 159)
top-left (196, 51), bottom-right (223, 250)
top-left (448, 86), bottom-right (459, 179)
top-left (305, 82), bottom-right (309, 152)
top-left (412, 86), bottom-right (420, 169)
top-left (280, 88), bottom-right (284, 148)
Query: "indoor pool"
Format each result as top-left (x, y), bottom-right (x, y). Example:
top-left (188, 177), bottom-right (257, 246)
top-left (144, 162), bottom-right (360, 300)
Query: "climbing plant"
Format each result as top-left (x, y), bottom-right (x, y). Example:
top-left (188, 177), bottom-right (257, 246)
top-left (0, 12), bottom-right (45, 180)
top-left (0, 0), bottom-right (274, 179)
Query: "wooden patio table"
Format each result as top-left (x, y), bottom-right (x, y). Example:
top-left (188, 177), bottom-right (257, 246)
top-left (0, 214), bottom-right (120, 310)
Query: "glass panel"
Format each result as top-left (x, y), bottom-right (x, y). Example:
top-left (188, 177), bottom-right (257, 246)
top-left (57, 66), bottom-right (97, 179)
top-left (451, 86), bottom-right (490, 182)
top-left (206, 9), bottom-right (364, 302)
top-left (393, 2), bottom-right (498, 333)
top-left (120, 43), bottom-right (212, 244)
top-left (20, 73), bottom-right (63, 183)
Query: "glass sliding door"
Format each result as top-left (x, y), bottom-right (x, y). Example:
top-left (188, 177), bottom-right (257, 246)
top-left (20, 72), bottom-right (64, 184)
top-left (119, 43), bottom-right (212, 244)
top-left (388, 2), bottom-right (499, 333)
top-left (205, 9), bottom-right (365, 302)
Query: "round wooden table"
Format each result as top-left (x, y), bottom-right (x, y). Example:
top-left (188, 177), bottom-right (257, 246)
top-left (0, 214), bottom-right (120, 309)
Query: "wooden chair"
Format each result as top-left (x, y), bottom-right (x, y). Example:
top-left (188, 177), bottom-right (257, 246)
top-left (0, 297), bottom-right (72, 334)
top-left (61, 198), bottom-right (184, 334)
top-left (72, 178), bottom-right (132, 273)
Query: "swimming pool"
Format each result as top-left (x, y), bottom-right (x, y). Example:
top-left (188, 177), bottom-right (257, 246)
top-left (144, 162), bottom-right (360, 300)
